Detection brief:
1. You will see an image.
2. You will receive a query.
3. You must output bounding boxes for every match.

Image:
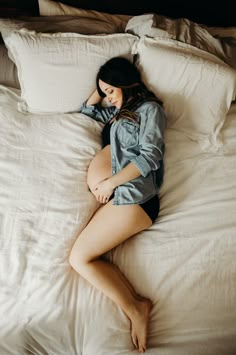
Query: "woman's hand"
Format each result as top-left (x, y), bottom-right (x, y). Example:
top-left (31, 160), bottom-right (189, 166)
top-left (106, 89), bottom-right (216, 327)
top-left (92, 178), bottom-right (114, 204)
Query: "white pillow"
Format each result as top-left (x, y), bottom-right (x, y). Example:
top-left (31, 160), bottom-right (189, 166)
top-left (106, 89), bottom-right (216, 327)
top-left (3, 30), bottom-right (137, 114)
top-left (134, 36), bottom-right (236, 151)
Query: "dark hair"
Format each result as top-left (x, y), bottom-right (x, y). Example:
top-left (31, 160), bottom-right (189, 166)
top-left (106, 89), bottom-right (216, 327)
top-left (97, 57), bottom-right (161, 99)
top-left (96, 57), bottom-right (162, 120)
top-left (96, 57), bottom-right (140, 95)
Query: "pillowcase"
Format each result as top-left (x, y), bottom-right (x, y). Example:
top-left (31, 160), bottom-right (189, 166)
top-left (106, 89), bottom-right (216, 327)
top-left (3, 29), bottom-right (138, 114)
top-left (0, 12), bottom-right (131, 89)
top-left (134, 36), bottom-right (236, 151)
top-left (38, 0), bottom-right (131, 32)
top-left (126, 14), bottom-right (236, 69)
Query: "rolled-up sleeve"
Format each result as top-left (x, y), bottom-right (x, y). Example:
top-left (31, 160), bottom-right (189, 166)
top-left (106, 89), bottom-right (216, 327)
top-left (80, 101), bottom-right (118, 124)
top-left (131, 103), bottom-right (165, 177)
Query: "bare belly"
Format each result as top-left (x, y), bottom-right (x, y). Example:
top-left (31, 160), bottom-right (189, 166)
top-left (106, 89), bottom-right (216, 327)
top-left (87, 145), bottom-right (112, 191)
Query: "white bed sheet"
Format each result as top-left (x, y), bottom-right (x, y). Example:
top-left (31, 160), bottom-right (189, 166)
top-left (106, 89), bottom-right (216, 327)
top-left (0, 85), bottom-right (236, 355)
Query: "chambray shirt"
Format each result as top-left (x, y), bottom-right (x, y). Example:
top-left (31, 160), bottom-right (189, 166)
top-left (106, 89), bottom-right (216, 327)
top-left (80, 100), bottom-right (165, 205)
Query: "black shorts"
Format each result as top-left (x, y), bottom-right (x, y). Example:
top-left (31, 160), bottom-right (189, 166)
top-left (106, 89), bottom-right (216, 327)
top-left (140, 195), bottom-right (160, 223)
top-left (109, 194), bottom-right (160, 224)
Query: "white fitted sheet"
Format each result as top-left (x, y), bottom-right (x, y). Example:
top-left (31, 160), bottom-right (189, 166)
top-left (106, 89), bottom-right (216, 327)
top-left (0, 85), bottom-right (236, 354)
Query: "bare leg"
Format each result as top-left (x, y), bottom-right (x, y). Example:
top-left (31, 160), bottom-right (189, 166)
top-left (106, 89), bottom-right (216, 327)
top-left (69, 200), bottom-right (153, 352)
top-left (87, 146), bottom-right (146, 305)
top-left (111, 262), bottom-right (147, 302)
top-left (87, 145), bottom-right (143, 298)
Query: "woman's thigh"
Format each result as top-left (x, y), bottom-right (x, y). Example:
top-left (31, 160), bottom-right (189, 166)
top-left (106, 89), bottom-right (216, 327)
top-left (71, 200), bottom-right (152, 262)
top-left (87, 145), bottom-right (111, 191)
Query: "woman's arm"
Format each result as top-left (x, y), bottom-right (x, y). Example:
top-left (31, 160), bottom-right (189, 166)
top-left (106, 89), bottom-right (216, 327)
top-left (130, 103), bottom-right (165, 177)
top-left (86, 89), bottom-right (103, 106)
top-left (79, 89), bottom-right (118, 124)
top-left (109, 162), bottom-right (140, 189)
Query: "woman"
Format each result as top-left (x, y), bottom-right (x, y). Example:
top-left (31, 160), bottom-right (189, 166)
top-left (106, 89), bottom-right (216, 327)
top-left (69, 57), bottom-right (165, 353)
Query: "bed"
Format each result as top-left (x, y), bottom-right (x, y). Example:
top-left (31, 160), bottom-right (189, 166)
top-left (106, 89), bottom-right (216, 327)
top-left (0, 1), bottom-right (236, 354)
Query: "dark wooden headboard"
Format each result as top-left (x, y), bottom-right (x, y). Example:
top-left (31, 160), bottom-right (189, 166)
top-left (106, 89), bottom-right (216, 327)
top-left (0, 0), bottom-right (235, 27)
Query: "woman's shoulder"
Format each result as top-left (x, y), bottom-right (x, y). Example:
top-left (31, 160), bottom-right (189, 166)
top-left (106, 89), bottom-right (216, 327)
top-left (137, 100), bottom-right (163, 112)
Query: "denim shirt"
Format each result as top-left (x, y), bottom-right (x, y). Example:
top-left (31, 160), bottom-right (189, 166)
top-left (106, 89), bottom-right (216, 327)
top-left (79, 100), bottom-right (165, 205)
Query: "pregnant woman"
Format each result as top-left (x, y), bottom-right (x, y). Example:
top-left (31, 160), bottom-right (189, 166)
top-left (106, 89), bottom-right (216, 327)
top-left (69, 57), bottom-right (165, 352)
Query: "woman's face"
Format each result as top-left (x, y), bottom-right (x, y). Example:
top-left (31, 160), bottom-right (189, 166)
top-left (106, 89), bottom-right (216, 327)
top-left (98, 79), bottom-right (123, 109)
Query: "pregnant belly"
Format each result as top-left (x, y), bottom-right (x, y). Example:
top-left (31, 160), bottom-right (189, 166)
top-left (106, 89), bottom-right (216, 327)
top-left (87, 145), bottom-right (112, 190)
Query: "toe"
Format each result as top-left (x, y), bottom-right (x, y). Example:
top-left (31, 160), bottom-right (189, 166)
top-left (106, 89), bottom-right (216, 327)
top-left (132, 333), bottom-right (138, 349)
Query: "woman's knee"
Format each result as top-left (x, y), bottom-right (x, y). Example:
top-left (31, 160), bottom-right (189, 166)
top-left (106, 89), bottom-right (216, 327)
top-left (69, 244), bottom-right (89, 273)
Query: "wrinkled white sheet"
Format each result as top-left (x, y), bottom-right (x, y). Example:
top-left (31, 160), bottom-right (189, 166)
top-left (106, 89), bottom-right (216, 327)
top-left (0, 85), bottom-right (236, 354)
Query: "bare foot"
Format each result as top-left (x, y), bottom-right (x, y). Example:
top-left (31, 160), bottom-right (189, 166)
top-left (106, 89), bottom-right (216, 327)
top-left (129, 298), bottom-right (152, 353)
